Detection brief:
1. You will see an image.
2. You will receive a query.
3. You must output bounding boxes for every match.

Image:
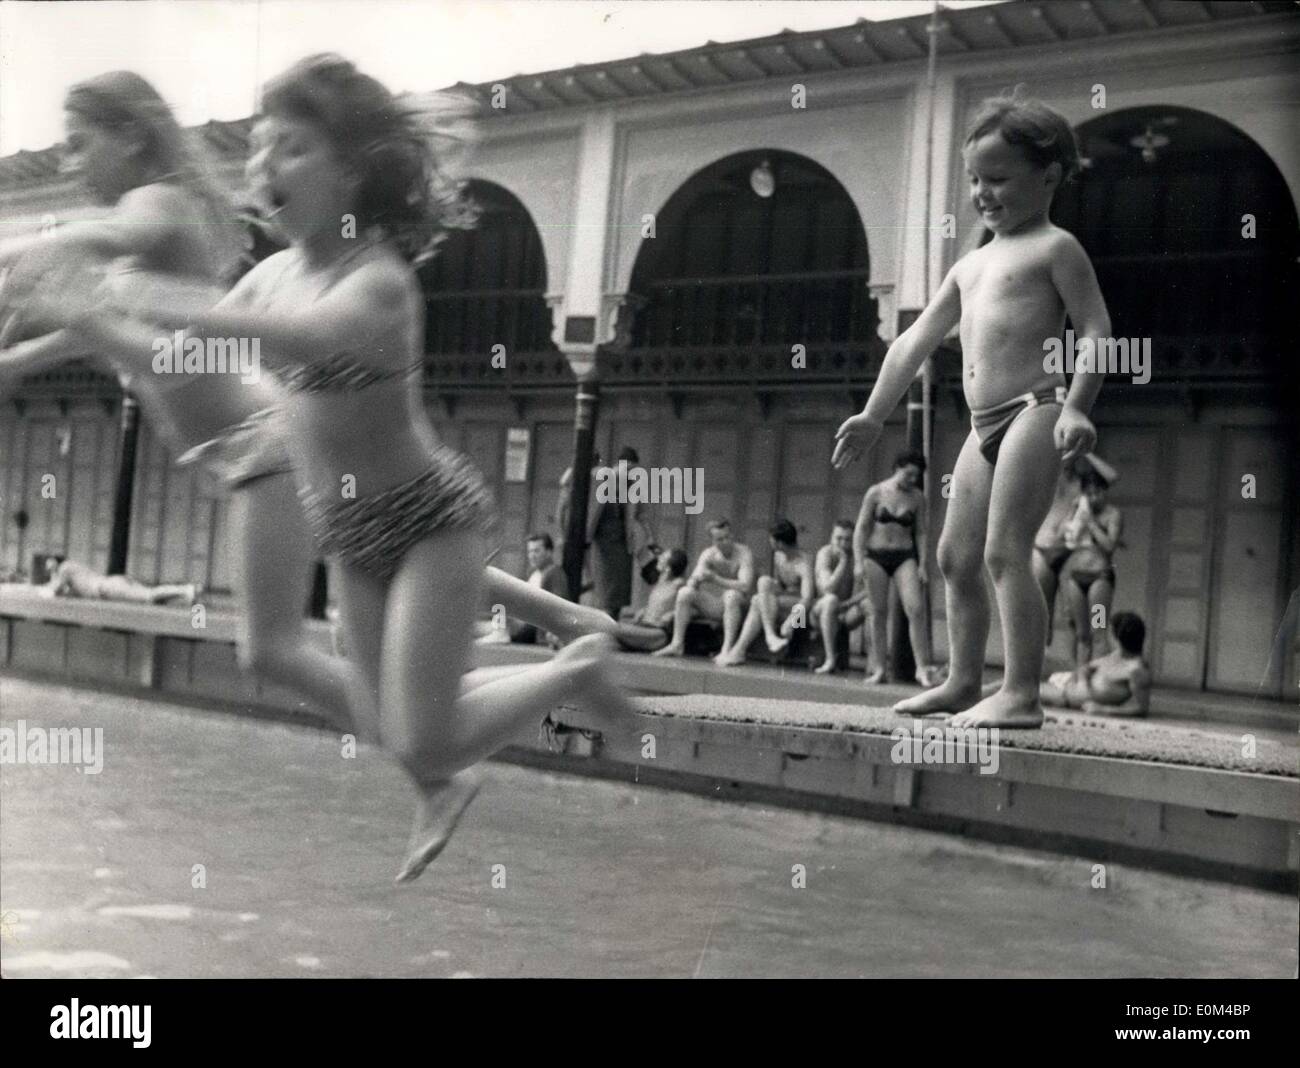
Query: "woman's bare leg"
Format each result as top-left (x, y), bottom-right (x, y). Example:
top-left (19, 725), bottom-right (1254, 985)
top-left (231, 474), bottom-right (378, 741)
top-left (482, 566), bottom-right (613, 642)
top-left (894, 559), bottom-right (935, 680)
top-left (860, 560), bottom-right (891, 682)
top-left (1089, 577), bottom-right (1115, 656)
top-left (482, 565), bottom-right (666, 648)
top-left (1033, 549), bottom-right (1059, 645)
top-left (1063, 569), bottom-right (1091, 671)
top-left (333, 529), bottom-right (639, 881)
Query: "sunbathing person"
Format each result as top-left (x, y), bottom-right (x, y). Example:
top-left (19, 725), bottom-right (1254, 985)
top-left (1041, 610), bottom-right (1150, 716)
top-left (43, 558), bottom-right (198, 606)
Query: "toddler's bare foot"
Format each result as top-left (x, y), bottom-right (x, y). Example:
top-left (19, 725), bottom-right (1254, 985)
top-left (892, 680), bottom-right (980, 716)
top-left (949, 690), bottom-right (1044, 729)
top-left (395, 769), bottom-right (483, 883)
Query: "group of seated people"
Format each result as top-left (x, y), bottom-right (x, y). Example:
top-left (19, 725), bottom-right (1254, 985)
top-left (478, 444), bottom-right (1149, 715)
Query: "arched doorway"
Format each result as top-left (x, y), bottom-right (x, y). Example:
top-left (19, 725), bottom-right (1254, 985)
top-left (628, 150), bottom-right (875, 352)
top-left (1054, 105), bottom-right (1297, 383)
top-left (418, 180), bottom-right (568, 568)
top-left (619, 151), bottom-right (877, 559)
top-left (419, 180), bottom-right (557, 360)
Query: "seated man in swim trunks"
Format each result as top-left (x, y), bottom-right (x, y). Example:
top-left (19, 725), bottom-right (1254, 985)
top-left (42, 558), bottom-right (198, 606)
top-left (715, 519), bottom-right (814, 666)
top-left (653, 518), bottom-right (754, 659)
top-left (1041, 610), bottom-right (1149, 716)
top-left (812, 520), bottom-right (867, 674)
top-left (616, 547), bottom-right (688, 652)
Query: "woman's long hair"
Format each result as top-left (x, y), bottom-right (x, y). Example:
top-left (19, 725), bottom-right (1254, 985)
top-left (65, 70), bottom-right (248, 279)
top-left (260, 54), bottom-right (478, 264)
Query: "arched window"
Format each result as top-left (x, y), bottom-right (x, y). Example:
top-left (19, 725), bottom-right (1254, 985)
top-left (1052, 106), bottom-right (1297, 380)
top-left (419, 180), bottom-right (555, 357)
top-left (629, 151), bottom-right (873, 349)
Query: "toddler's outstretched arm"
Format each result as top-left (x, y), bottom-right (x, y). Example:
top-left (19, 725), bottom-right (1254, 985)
top-left (1050, 234), bottom-right (1110, 460)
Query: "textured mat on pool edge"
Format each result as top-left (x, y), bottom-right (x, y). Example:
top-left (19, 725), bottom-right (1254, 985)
top-left (604, 694), bottom-right (1298, 779)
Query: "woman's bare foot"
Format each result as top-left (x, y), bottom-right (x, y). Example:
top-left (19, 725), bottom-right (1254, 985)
top-left (554, 634), bottom-right (640, 726)
top-left (813, 657), bottom-right (837, 675)
top-left (652, 641), bottom-right (685, 658)
top-left (551, 603), bottom-right (620, 644)
top-left (892, 679), bottom-right (980, 716)
top-left (949, 690), bottom-right (1044, 729)
top-left (714, 648), bottom-right (745, 667)
top-left (765, 633), bottom-right (789, 654)
top-left (395, 768), bottom-right (483, 883)
top-left (863, 668), bottom-right (887, 685)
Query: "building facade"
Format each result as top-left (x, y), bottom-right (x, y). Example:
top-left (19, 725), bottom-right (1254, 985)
top-left (2, 1), bottom-right (1297, 696)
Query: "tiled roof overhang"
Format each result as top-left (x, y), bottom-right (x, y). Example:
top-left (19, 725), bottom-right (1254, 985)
top-left (450, 0), bottom-right (1299, 115)
top-left (2, 0), bottom-right (1295, 189)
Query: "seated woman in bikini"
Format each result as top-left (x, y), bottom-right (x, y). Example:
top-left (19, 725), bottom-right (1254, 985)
top-left (853, 451), bottom-right (940, 686)
top-left (1042, 610), bottom-right (1149, 716)
top-left (1060, 469), bottom-right (1123, 671)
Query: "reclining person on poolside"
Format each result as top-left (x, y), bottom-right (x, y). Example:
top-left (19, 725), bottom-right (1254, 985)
top-left (1041, 610), bottom-right (1150, 716)
top-left (653, 519), bottom-right (755, 658)
top-left (616, 547), bottom-right (689, 652)
top-left (42, 558), bottom-right (198, 606)
top-left (715, 519), bottom-right (814, 666)
top-left (812, 520), bottom-right (868, 674)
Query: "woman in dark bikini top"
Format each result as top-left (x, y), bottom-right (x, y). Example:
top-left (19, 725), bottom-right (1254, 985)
top-left (1061, 470), bottom-right (1123, 671)
top-left (853, 451), bottom-right (939, 686)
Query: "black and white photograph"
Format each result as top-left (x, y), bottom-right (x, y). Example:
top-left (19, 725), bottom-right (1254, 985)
top-left (0, 0), bottom-right (1295, 1007)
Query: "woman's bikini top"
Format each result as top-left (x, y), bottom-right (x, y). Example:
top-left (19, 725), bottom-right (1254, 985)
top-left (266, 243), bottom-right (423, 394)
top-left (277, 351), bottom-right (423, 393)
top-left (875, 506), bottom-right (917, 529)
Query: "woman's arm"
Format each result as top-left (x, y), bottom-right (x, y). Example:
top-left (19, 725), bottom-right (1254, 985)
top-left (853, 488), bottom-right (878, 574)
top-left (120, 254), bottom-right (417, 370)
top-left (0, 331), bottom-right (91, 393)
top-left (1091, 508), bottom-right (1122, 555)
top-left (0, 185), bottom-right (185, 300)
top-left (915, 489), bottom-right (929, 582)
